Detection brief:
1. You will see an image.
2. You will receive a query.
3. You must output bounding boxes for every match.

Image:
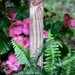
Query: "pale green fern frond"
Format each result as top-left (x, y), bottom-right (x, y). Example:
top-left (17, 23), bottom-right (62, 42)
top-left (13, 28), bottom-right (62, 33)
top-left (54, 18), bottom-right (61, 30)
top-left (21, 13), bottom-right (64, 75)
top-left (12, 40), bottom-right (30, 67)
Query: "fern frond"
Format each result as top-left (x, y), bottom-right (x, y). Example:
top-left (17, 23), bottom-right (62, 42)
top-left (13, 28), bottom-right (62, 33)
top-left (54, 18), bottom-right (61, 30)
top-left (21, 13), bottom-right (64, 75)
top-left (44, 30), bottom-right (61, 73)
top-left (12, 40), bottom-right (30, 67)
top-left (46, 30), bottom-right (54, 42)
top-left (57, 54), bottom-right (75, 67)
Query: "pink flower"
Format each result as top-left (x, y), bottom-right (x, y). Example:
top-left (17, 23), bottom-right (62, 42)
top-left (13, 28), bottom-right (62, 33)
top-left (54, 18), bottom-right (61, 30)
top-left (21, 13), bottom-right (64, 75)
top-left (22, 37), bottom-right (30, 48)
top-left (9, 8), bottom-right (16, 20)
top-left (12, 35), bottom-right (23, 44)
top-left (23, 18), bottom-right (30, 35)
top-left (43, 30), bottom-right (47, 38)
top-left (64, 14), bottom-right (72, 26)
top-left (4, 69), bottom-right (12, 75)
top-left (8, 20), bottom-right (23, 37)
top-left (6, 54), bottom-right (22, 71)
top-left (63, 14), bottom-right (75, 27)
top-left (12, 36), bottom-right (30, 48)
top-left (15, 65), bottom-right (22, 72)
top-left (68, 19), bottom-right (75, 27)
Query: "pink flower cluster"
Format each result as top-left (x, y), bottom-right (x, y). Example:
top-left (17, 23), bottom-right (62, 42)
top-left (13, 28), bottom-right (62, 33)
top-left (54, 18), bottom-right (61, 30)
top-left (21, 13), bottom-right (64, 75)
top-left (64, 14), bottom-right (75, 27)
top-left (8, 18), bottom-right (47, 48)
top-left (8, 18), bottom-right (30, 48)
top-left (5, 54), bottom-right (22, 74)
top-left (8, 18), bottom-right (30, 37)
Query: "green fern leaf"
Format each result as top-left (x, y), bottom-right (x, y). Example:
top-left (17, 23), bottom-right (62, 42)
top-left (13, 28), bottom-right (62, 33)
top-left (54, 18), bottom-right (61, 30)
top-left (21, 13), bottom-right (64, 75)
top-left (12, 40), bottom-right (30, 67)
top-left (44, 30), bottom-right (61, 73)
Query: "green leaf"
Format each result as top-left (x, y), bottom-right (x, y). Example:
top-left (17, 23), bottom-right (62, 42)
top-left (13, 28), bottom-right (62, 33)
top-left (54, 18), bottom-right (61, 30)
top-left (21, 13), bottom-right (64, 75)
top-left (51, 21), bottom-right (63, 37)
top-left (0, 31), bottom-right (11, 55)
top-left (60, 27), bottom-right (73, 37)
top-left (14, 6), bottom-right (29, 20)
top-left (0, 19), bottom-right (9, 36)
top-left (44, 18), bottom-right (63, 37)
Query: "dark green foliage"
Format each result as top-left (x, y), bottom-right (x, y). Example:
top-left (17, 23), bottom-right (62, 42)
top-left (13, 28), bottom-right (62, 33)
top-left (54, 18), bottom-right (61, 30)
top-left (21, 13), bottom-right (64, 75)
top-left (0, 19), bottom-right (9, 36)
top-left (10, 0), bottom-right (21, 6)
top-left (44, 18), bottom-right (63, 37)
top-left (59, 27), bottom-right (74, 37)
top-left (5, 6), bottom-right (29, 20)
top-left (0, 31), bottom-right (11, 55)
top-left (14, 6), bottom-right (29, 20)
top-left (56, 38), bottom-right (69, 57)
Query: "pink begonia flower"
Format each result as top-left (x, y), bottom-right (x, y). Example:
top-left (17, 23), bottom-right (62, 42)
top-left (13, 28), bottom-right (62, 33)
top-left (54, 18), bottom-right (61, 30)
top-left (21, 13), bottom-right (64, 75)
top-left (12, 35), bottom-right (23, 44)
top-left (22, 37), bottom-right (30, 48)
top-left (23, 18), bottom-right (30, 35)
top-left (12, 36), bottom-right (30, 48)
top-left (15, 65), bottom-right (22, 72)
top-left (9, 8), bottom-right (16, 25)
top-left (9, 8), bottom-right (16, 20)
top-left (8, 20), bottom-right (23, 37)
top-left (43, 30), bottom-right (47, 38)
top-left (63, 14), bottom-right (75, 27)
top-left (4, 69), bottom-right (13, 75)
top-left (64, 14), bottom-right (72, 26)
top-left (68, 19), bottom-right (75, 27)
top-left (6, 54), bottom-right (22, 71)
